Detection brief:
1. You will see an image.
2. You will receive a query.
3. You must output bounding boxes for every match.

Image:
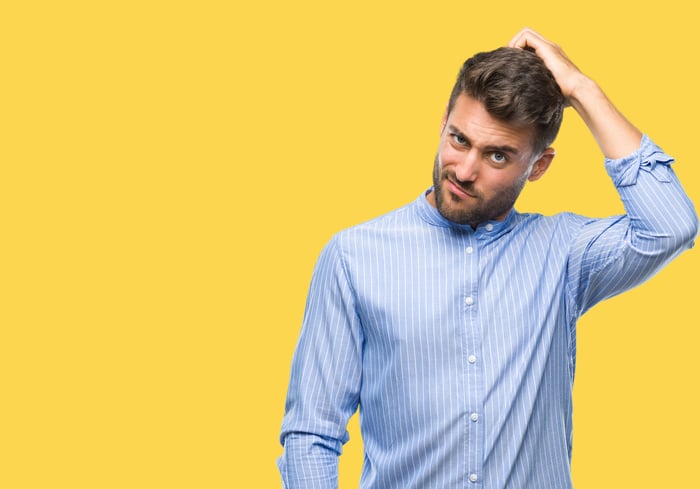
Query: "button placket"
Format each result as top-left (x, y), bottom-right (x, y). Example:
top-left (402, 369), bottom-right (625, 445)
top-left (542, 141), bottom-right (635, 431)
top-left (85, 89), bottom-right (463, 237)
top-left (462, 236), bottom-right (483, 487)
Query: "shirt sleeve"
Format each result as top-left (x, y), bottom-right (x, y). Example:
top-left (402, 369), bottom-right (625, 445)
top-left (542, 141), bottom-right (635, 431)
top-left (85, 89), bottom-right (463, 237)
top-left (277, 235), bottom-right (363, 489)
top-left (567, 134), bottom-right (698, 317)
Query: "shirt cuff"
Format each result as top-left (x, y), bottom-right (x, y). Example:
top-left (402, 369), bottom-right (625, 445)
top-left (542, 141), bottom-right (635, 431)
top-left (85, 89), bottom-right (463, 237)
top-left (604, 134), bottom-right (675, 187)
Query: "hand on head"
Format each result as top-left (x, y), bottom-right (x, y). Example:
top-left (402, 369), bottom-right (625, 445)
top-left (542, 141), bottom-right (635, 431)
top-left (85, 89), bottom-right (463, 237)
top-left (508, 28), bottom-right (588, 105)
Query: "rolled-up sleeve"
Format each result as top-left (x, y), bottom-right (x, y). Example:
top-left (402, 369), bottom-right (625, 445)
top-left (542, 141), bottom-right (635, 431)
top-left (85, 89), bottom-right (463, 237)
top-left (568, 134), bottom-right (698, 316)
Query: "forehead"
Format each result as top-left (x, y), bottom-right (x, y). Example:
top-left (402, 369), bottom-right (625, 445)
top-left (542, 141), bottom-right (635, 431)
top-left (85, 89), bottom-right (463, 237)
top-left (447, 94), bottom-right (535, 154)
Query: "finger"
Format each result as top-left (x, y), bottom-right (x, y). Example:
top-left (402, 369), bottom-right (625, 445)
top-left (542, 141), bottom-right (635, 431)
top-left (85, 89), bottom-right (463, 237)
top-left (507, 29), bottom-right (526, 48)
top-left (508, 28), bottom-right (547, 51)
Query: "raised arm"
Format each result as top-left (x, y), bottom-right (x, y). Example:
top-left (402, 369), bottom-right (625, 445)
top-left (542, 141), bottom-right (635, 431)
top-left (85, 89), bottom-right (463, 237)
top-left (510, 28), bottom-right (698, 313)
top-left (509, 27), bottom-right (641, 159)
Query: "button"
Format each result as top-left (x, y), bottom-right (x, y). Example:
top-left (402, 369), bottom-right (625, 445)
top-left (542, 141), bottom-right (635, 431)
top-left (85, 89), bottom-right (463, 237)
top-left (465, 296), bottom-right (474, 306)
top-left (470, 412), bottom-right (479, 422)
top-left (468, 354), bottom-right (477, 364)
top-left (469, 473), bottom-right (478, 483)
top-left (485, 223), bottom-right (493, 231)
top-left (466, 246), bottom-right (473, 254)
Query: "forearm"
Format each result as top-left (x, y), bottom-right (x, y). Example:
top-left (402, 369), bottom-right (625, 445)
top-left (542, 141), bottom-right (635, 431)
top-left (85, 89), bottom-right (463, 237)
top-left (568, 76), bottom-right (642, 159)
top-left (508, 28), bottom-right (643, 159)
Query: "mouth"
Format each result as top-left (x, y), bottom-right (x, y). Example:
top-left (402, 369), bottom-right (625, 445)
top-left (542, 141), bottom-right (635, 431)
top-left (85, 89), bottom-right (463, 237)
top-left (445, 178), bottom-right (476, 199)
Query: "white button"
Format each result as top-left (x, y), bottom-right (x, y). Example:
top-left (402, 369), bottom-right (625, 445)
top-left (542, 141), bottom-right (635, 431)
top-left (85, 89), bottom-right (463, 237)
top-left (466, 246), bottom-right (473, 254)
top-left (470, 412), bottom-right (479, 422)
top-left (469, 473), bottom-right (478, 483)
top-left (485, 223), bottom-right (493, 231)
top-left (465, 296), bottom-right (474, 306)
top-left (468, 354), bottom-right (477, 364)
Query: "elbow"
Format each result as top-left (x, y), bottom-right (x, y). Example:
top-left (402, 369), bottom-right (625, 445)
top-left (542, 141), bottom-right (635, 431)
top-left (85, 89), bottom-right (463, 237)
top-left (631, 204), bottom-right (698, 259)
top-left (656, 203), bottom-right (699, 257)
top-left (674, 203), bottom-right (699, 252)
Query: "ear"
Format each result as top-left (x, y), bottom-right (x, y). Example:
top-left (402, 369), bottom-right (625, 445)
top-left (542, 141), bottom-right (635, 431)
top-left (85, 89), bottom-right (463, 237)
top-left (527, 148), bottom-right (555, 182)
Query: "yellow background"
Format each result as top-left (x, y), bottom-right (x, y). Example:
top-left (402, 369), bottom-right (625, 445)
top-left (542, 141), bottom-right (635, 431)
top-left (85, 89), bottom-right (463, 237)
top-left (1, 1), bottom-right (697, 487)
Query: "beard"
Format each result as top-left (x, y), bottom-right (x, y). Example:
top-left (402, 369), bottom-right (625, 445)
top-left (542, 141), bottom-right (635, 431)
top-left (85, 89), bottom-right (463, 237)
top-left (431, 153), bottom-right (526, 228)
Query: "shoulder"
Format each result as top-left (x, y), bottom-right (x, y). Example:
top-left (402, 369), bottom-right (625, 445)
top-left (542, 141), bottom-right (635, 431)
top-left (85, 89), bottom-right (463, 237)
top-left (506, 211), bottom-right (603, 249)
top-left (310, 199), bottom-right (426, 273)
top-left (512, 210), bottom-right (592, 232)
top-left (333, 199), bottom-right (421, 245)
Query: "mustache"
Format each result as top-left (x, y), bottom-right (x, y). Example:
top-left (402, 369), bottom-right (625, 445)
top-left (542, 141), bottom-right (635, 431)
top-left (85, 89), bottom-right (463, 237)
top-left (433, 153), bottom-right (480, 199)
top-left (443, 172), bottom-right (479, 198)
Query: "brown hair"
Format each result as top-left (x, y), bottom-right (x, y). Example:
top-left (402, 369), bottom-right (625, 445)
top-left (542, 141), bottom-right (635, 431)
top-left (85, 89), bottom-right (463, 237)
top-left (447, 47), bottom-right (564, 155)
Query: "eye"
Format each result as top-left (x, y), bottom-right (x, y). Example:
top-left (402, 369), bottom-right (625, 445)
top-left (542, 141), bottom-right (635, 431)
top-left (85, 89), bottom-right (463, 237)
top-left (489, 152), bottom-right (507, 164)
top-left (451, 132), bottom-right (467, 145)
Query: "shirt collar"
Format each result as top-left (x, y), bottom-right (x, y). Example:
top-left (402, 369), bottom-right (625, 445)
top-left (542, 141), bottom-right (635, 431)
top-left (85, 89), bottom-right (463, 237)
top-left (416, 187), bottom-right (519, 239)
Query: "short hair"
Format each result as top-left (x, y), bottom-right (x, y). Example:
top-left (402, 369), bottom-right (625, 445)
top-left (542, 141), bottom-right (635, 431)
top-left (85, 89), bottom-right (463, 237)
top-left (447, 47), bottom-right (565, 155)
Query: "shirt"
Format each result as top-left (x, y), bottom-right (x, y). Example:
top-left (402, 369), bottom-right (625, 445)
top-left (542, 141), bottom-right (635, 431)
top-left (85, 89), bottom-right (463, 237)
top-left (278, 135), bottom-right (698, 488)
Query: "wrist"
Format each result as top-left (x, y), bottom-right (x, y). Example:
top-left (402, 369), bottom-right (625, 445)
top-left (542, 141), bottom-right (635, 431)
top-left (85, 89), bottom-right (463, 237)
top-left (566, 75), bottom-right (599, 109)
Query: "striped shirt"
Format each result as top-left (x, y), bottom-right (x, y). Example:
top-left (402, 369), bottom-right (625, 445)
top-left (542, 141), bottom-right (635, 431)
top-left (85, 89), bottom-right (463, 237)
top-left (278, 135), bottom-right (698, 488)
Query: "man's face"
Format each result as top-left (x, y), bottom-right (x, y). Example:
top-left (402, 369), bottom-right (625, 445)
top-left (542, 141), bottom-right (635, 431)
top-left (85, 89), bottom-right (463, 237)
top-left (428, 93), bottom-right (553, 227)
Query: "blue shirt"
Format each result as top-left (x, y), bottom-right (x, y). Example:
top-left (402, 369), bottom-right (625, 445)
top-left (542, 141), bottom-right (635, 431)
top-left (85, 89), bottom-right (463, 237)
top-left (278, 135), bottom-right (698, 488)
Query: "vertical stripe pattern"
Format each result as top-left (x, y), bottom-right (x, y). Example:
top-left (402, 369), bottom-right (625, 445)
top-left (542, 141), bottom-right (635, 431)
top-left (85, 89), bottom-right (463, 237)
top-left (278, 135), bottom-right (698, 488)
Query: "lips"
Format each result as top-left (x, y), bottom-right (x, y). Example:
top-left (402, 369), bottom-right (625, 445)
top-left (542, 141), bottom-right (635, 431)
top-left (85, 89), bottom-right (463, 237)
top-left (446, 178), bottom-right (477, 199)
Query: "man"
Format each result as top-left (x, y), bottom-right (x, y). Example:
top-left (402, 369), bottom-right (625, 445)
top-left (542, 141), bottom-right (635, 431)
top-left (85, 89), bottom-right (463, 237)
top-left (277, 28), bottom-right (698, 488)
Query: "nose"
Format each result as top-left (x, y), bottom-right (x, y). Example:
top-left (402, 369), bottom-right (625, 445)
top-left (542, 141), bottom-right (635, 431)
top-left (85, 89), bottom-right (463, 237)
top-left (453, 149), bottom-right (480, 183)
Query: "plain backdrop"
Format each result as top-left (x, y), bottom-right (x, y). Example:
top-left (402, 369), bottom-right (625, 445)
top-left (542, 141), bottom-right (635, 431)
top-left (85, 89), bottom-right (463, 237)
top-left (1, 1), bottom-right (698, 487)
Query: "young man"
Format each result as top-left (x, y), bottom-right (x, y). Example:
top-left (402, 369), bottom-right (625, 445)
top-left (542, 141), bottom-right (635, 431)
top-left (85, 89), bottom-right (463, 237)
top-left (278, 28), bottom-right (698, 488)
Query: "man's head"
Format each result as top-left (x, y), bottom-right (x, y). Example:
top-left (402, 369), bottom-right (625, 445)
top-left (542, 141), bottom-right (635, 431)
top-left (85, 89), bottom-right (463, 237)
top-left (427, 47), bottom-right (565, 228)
top-left (447, 47), bottom-right (564, 155)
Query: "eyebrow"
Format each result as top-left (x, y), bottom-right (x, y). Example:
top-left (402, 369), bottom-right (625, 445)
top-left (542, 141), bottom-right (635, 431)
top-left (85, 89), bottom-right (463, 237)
top-left (447, 124), bottom-right (521, 155)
